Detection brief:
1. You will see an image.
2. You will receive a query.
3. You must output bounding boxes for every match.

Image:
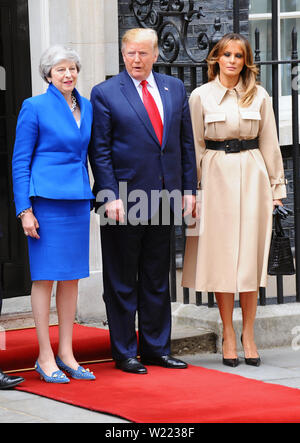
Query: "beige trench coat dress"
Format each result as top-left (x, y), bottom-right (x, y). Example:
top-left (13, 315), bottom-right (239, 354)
top-left (182, 76), bottom-right (287, 293)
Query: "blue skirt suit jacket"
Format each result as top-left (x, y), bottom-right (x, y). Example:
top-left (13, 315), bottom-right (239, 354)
top-left (12, 83), bottom-right (94, 281)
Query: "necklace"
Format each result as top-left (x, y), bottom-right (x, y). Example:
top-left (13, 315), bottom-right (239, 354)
top-left (70, 94), bottom-right (77, 113)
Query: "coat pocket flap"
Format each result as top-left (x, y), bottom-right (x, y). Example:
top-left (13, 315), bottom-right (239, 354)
top-left (240, 111), bottom-right (261, 120)
top-left (205, 113), bottom-right (226, 123)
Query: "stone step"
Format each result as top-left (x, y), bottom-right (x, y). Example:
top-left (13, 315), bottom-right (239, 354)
top-left (172, 302), bottom-right (300, 352)
top-left (3, 300), bottom-right (298, 356)
top-left (171, 326), bottom-right (217, 356)
top-left (0, 311), bottom-right (217, 358)
top-left (0, 310), bottom-right (57, 331)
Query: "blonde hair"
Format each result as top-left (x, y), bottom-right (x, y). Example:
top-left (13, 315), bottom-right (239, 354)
top-left (121, 28), bottom-right (159, 54)
top-left (207, 33), bottom-right (259, 107)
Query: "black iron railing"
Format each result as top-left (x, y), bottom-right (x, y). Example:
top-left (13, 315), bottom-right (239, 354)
top-left (154, 25), bottom-right (300, 307)
top-left (124, 0), bottom-right (300, 307)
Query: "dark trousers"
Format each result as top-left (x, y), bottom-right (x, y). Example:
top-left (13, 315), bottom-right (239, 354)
top-left (100, 216), bottom-right (172, 360)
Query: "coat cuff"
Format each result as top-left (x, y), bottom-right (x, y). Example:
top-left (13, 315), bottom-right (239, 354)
top-left (271, 183), bottom-right (287, 200)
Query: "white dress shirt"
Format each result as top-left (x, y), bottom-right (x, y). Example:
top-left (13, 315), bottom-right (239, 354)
top-left (129, 71), bottom-right (164, 124)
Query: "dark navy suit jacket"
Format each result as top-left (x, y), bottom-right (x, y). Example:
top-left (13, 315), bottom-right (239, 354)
top-left (12, 83), bottom-right (94, 216)
top-left (89, 70), bottom-right (197, 217)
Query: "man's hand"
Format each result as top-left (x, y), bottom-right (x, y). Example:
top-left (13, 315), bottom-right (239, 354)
top-left (182, 194), bottom-right (196, 218)
top-left (193, 200), bottom-right (201, 220)
top-left (105, 199), bottom-right (125, 223)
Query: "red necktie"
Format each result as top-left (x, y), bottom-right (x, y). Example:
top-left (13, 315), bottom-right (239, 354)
top-left (140, 80), bottom-right (163, 145)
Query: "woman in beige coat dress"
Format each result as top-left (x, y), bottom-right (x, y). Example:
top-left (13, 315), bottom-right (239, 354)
top-left (182, 33), bottom-right (287, 367)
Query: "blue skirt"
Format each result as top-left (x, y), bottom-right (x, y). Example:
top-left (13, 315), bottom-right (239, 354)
top-left (28, 198), bottom-right (90, 281)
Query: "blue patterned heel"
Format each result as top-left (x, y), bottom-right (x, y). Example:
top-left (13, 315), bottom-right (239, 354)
top-left (34, 361), bottom-right (70, 384)
top-left (55, 356), bottom-right (96, 380)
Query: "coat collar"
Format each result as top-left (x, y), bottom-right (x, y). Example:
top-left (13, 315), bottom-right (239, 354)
top-left (47, 83), bottom-right (85, 128)
top-left (128, 70), bottom-right (156, 90)
top-left (213, 75), bottom-right (245, 105)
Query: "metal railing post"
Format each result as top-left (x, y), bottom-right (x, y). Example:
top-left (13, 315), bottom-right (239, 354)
top-left (291, 27), bottom-right (300, 302)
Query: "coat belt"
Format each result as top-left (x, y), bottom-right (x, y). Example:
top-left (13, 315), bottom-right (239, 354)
top-left (205, 137), bottom-right (259, 154)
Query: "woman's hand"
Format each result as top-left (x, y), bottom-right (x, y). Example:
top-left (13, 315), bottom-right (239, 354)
top-left (21, 211), bottom-right (40, 239)
top-left (273, 199), bottom-right (283, 211)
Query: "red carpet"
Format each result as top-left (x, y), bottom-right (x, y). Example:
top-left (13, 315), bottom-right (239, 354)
top-left (0, 324), bottom-right (112, 372)
top-left (1, 325), bottom-right (300, 423)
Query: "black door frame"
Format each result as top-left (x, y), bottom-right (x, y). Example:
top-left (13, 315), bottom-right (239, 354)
top-left (0, 0), bottom-right (32, 299)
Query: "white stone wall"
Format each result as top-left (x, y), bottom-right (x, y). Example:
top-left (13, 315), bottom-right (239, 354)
top-left (27, 0), bottom-right (119, 323)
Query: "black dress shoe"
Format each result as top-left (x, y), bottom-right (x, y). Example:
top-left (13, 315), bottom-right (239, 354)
top-left (222, 356), bottom-right (240, 368)
top-left (141, 355), bottom-right (188, 369)
top-left (222, 339), bottom-right (239, 368)
top-left (0, 370), bottom-right (25, 390)
top-left (241, 335), bottom-right (261, 367)
top-left (115, 358), bottom-right (148, 374)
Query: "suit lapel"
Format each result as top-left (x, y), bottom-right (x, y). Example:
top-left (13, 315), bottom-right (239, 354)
top-left (48, 84), bottom-right (83, 133)
top-left (74, 88), bottom-right (85, 128)
top-left (47, 84), bottom-right (85, 160)
top-left (120, 70), bottom-right (161, 147)
top-left (153, 71), bottom-right (171, 151)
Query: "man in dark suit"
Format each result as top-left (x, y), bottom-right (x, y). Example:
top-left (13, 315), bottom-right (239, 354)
top-left (90, 28), bottom-right (197, 374)
top-left (0, 222), bottom-right (24, 389)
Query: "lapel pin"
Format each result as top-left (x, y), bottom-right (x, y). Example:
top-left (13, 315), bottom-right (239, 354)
top-left (164, 87), bottom-right (169, 91)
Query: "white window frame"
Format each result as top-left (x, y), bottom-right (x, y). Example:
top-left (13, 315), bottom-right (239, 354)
top-left (249, 0), bottom-right (300, 143)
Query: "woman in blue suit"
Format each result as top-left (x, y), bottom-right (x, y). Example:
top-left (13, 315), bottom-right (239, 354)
top-left (12, 45), bottom-right (95, 383)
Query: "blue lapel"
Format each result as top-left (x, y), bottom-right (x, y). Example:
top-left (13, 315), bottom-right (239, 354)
top-left (47, 83), bottom-right (86, 160)
top-left (120, 70), bottom-right (169, 149)
top-left (48, 83), bottom-right (85, 133)
top-left (73, 88), bottom-right (86, 127)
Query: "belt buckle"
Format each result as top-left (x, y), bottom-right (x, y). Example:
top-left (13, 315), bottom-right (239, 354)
top-left (225, 143), bottom-right (231, 154)
top-left (225, 140), bottom-right (240, 154)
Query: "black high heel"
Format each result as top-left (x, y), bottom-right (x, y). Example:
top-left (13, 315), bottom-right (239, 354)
top-left (222, 339), bottom-right (239, 367)
top-left (241, 335), bottom-right (261, 367)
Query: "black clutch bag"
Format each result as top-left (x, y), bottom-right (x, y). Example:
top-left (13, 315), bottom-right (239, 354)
top-left (267, 206), bottom-right (295, 276)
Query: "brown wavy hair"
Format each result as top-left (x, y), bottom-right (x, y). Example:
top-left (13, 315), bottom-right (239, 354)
top-left (207, 33), bottom-right (259, 107)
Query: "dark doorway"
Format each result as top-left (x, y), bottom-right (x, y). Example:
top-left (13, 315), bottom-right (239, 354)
top-left (0, 0), bottom-right (32, 300)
